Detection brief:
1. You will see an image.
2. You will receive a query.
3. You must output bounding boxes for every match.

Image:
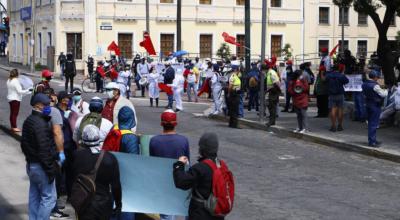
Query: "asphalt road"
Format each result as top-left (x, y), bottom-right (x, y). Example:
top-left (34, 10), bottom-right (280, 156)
top-left (0, 69), bottom-right (399, 220)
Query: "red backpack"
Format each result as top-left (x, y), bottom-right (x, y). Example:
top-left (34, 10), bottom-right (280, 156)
top-left (102, 126), bottom-right (133, 152)
top-left (195, 158), bottom-right (235, 217)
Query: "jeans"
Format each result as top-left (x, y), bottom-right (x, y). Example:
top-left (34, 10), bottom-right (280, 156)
top-left (167, 94), bottom-right (174, 109)
top-left (65, 75), bottom-right (74, 93)
top-left (228, 92), bottom-right (240, 128)
top-left (284, 81), bottom-right (291, 110)
top-left (367, 104), bottom-right (381, 145)
top-left (295, 107), bottom-right (308, 130)
top-left (96, 76), bottom-right (104, 93)
top-left (60, 64), bottom-right (65, 79)
top-left (268, 92), bottom-right (279, 125)
top-left (27, 163), bottom-right (57, 220)
top-left (187, 82), bottom-right (198, 102)
top-left (9, 100), bottom-right (20, 128)
top-left (248, 89), bottom-right (259, 111)
top-left (353, 92), bottom-right (367, 121)
top-left (238, 93), bottom-right (244, 117)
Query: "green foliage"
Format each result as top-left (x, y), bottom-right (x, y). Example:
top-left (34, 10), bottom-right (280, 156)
top-left (279, 43), bottom-right (293, 61)
top-left (35, 62), bottom-right (48, 71)
top-left (216, 43), bottom-right (231, 59)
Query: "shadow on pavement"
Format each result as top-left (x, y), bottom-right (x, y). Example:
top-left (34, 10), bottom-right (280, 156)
top-left (0, 194), bottom-right (27, 220)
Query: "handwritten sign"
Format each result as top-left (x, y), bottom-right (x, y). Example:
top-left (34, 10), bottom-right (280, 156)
top-left (344, 74), bottom-right (363, 92)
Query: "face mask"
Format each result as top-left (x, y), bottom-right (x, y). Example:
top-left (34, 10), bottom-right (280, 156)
top-left (42, 105), bottom-right (52, 116)
top-left (72, 95), bottom-right (81, 102)
top-left (67, 100), bottom-right (73, 109)
top-left (107, 90), bottom-right (114, 99)
top-left (64, 110), bottom-right (71, 119)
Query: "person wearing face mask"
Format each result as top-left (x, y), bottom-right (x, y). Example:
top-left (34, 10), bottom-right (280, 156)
top-left (102, 82), bottom-right (137, 132)
top-left (70, 88), bottom-right (90, 117)
top-left (21, 93), bottom-right (59, 220)
top-left (33, 69), bottom-right (53, 95)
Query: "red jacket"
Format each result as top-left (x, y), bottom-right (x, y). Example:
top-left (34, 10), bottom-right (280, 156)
top-left (288, 79), bottom-right (309, 109)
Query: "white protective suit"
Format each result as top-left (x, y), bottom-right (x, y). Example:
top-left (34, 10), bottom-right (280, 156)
top-left (117, 70), bottom-right (131, 97)
top-left (173, 67), bottom-right (185, 111)
top-left (148, 70), bottom-right (160, 99)
top-left (211, 72), bottom-right (223, 114)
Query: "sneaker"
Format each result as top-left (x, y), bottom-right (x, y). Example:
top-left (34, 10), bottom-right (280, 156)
top-left (337, 125), bottom-right (344, 131)
top-left (293, 128), bottom-right (301, 133)
top-left (299, 129), bottom-right (307, 134)
top-left (50, 210), bottom-right (69, 219)
top-left (329, 127), bottom-right (337, 132)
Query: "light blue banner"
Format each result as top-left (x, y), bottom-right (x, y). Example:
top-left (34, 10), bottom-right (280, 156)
top-left (112, 152), bottom-right (190, 216)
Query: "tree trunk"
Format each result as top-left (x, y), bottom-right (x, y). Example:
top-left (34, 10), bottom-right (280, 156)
top-left (377, 31), bottom-right (396, 86)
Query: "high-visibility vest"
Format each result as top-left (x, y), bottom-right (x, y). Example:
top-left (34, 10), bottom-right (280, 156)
top-left (266, 69), bottom-right (277, 87)
top-left (230, 73), bottom-right (241, 90)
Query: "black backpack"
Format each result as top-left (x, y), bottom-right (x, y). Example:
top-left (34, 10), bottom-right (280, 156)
top-left (70, 150), bottom-right (105, 214)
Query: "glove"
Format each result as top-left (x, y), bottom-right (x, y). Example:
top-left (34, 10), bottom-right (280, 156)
top-left (58, 151), bottom-right (66, 165)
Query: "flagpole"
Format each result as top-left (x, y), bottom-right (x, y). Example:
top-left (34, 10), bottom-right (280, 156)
top-left (260, 0), bottom-right (267, 122)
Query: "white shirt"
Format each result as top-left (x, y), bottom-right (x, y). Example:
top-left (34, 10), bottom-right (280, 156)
top-left (373, 85), bottom-right (388, 98)
top-left (137, 63), bottom-right (150, 76)
top-left (71, 99), bottom-right (90, 117)
top-left (73, 116), bottom-right (113, 144)
top-left (7, 78), bottom-right (31, 101)
top-left (205, 68), bottom-right (214, 78)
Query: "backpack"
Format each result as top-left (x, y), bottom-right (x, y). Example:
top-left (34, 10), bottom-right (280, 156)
top-left (194, 159), bottom-right (235, 217)
top-left (249, 76), bottom-right (258, 88)
top-left (78, 113), bottom-right (103, 136)
top-left (102, 125), bottom-right (133, 152)
top-left (65, 60), bottom-right (75, 76)
top-left (70, 150), bottom-right (105, 214)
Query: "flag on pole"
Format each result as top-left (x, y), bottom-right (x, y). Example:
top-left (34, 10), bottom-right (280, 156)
top-left (222, 32), bottom-right (241, 46)
top-left (329, 44), bottom-right (340, 57)
top-left (140, 32), bottom-right (156, 55)
top-left (107, 41), bottom-right (121, 56)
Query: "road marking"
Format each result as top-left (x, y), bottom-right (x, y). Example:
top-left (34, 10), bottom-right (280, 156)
top-left (278, 155), bottom-right (300, 160)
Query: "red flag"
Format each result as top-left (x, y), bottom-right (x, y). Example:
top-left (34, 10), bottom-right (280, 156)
top-left (158, 83), bottom-right (173, 95)
top-left (140, 32), bottom-right (156, 55)
top-left (329, 44), bottom-right (340, 57)
top-left (107, 41), bottom-right (121, 56)
top-left (222, 32), bottom-right (241, 46)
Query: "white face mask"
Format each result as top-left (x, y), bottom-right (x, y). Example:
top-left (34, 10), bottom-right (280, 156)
top-left (107, 90), bottom-right (114, 99)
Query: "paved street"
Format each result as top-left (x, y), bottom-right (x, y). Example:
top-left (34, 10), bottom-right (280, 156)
top-left (0, 68), bottom-right (400, 219)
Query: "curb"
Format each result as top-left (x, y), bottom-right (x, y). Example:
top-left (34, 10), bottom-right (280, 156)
top-left (0, 124), bottom-right (22, 142)
top-left (205, 112), bottom-right (400, 164)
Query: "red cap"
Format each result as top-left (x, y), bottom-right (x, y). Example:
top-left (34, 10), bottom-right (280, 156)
top-left (286, 60), bottom-right (293, 65)
top-left (321, 48), bottom-right (329, 53)
top-left (319, 65), bottom-right (326, 72)
top-left (161, 109), bottom-right (177, 127)
top-left (41, 69), bottom-right (53, 78)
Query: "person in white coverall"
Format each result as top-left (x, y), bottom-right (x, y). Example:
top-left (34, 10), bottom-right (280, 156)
top-left (117, 65), bottom-right (131, 98)
top-left (211, 64), bottom-right (223, 115)
top-left (148, 64), bottom-right (160, 107)
top-left (173, 69), bottom-right (185, 112)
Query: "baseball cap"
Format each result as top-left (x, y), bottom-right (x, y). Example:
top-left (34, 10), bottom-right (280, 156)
top-left (31, 93), bottom-right (51, 106)
top-left (161, 109), bottom-right (177, 127)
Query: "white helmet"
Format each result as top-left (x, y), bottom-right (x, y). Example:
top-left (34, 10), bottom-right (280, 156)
top-left (105, 82), bottom-right (120, 90)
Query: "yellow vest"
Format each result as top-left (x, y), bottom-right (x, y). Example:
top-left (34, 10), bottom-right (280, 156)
top-left (266, 69), bottom-right (278, 87)
top-left (230, 73), bottom-right (241, 90)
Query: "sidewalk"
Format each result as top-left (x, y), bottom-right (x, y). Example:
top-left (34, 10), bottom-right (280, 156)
top-left (206, 105), bottom-right (400, 163)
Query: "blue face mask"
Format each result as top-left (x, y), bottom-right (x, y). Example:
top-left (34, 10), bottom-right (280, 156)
top-left (42, 105), bottom-right (52, 116)
top-left (67, 100), bottom-right (73, 109)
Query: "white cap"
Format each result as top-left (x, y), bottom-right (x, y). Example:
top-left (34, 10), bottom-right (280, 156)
top-left (105, 82), bottom-right (120, 90)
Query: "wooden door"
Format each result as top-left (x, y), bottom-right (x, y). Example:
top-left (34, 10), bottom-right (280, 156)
top-left (271, 35), bottom-right (282, 57)
top-left (160, 34), bottom-right (174, 56)
top-left (200, 34), bottom-right (212, 58)
top-left (118, 33), bottom-right (133, 59)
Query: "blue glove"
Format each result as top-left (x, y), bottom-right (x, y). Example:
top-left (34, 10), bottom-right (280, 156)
top-left (59, 151), bottom-right (66, 165)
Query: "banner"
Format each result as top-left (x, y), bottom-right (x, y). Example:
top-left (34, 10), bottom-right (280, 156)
top-left (344, 74), bottom-right (363, 92)
top-left (111, 152), bottom-right (190, 216)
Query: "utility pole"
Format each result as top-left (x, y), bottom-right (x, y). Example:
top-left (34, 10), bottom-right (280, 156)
top-left (341, 5), bottom-right (345, 55)
top-left (177, 0), bottom-right (182, 51)
top-left (31, 0), bottom-right (36, 73)
top-left (259, 0), bottom-right (267, 122)
top-left (146, 0), bottom-right (150, 32)
top-left (244, 0), bottom-right (251, 73)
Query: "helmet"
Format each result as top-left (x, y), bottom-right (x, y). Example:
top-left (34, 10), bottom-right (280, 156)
top-left (105, 82), bottom-right (120, 90)
top-left (41, 69), bottom-right (53, 78)
top-left (161, 109), bottom-right (177, 127)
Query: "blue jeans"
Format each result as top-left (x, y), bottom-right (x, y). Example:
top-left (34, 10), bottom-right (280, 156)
top-left (366, 104), bottom-right (381, 145)
top-left (60, 63), bottom-right (65, 78)
top-left (27, 163), bottom-right (57, 220)
top-left (187, 82), bottom-right (198, 102)
top-left (238, 93), bottom-right (244, 117)
top-left (167, 94), bottom-right (174, 108)
top-left (248, 89), bottom-right (259, 111)
top-left (353, 92), bottom-right (366, 121)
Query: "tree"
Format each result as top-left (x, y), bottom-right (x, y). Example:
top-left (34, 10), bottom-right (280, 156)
top-left (333, 0), bottom-right (400, 85)
top-left (216, 43), bottom-right (231, 59)
top-left (279, 43), bottom-right (293, 61)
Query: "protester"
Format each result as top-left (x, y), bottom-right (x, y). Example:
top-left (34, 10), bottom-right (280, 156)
top-left (7, 69), bottom-right (31, 132)
top-left (137, 58), bottom-right (150, 97)
top-left (21, 93), bottom-right (58, 220)
top-left (96, 61), bottom-right (106, 93)
top-left (211, 64), bottom-right (223, 115)
top-left (320, 47), bottom-right (332, 71)
top-left (173, 133), bottom-right (234, 220)
top-left (132, 54), bottom-right (142, 92)
top-left (103, 106), bottom-right (139, 154)
top-left (72, 125), bottom-right (122, 220)
top-left (325, 64), bottom-right (349, 132)
top-left (362, 70), bottom-right (388, 147)
top-left (353, 63), bottom-right (367, 122)
top-left (314, 66), bottom-right (329, 118)
top-left (118, 64), bottom-right (132, 98)
top-left (102, 82), bottom-right (137, 132)
top-left (198, 61), bottom-right (213, 98)
top-left (164, 61), bottom-right (175, 109)
top-left (33, 69), bottom-right (53, 95)
top-left (86, 54), bottom-right (95, 80)
top-left (288, 70), bottom-right (310, 133)
top-left (265, 60), bottom-right (281, 127)
top-left (227, 66), bottom-right (241, 129)
top-left (247, 63), bottom-right (260, 112)
top-left (282, 60), bottom-right (294, 112)
top-left (173, 65), bottom-right (185, 112)
top-left (70, 88), bottom-right (90, 117)
top-left (148, 64), bottom-right (160, 107)
top-left (64, 52), bottom-right (77, 93)
top-left (57, 52), bottom-right (67, 80)
top-left (186, 65), bottom-right (199, 103)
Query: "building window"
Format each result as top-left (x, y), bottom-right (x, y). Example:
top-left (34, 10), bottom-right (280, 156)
top-left (66, 33), bottom-right (82, 59)
top-left (357, 40), bottom-right (367, 58)
top-left (236, 0), bottom-right (245, 5)
top-left (38, 32), bottom-right (42, 58)
top-left (199, 34), bottom-right (212, 58)
top-left (339, 7), bottom-right (349, 25)
top-left (118, 33), bottom-right (133, 59)
top-left (199, 0), bottom-right (211, 4)
top-left (160, 34), bottom-right (174, 56)
top-left (271, 35), bottom-right (282, 57)
top-left (12, 34), bottom-right (16, 57)
top-left (338, 40), bottom-right (349, 52)
top-left (48, 32), bottom-right (52, 46)
top-left (319, 7), bottom-right (329, 24)
top-left (358, 13), bottom-right (368, 25)
top-left (318, 40), bottom-right (329, 53)
top-left (390, 16), bottom-right (396, 26)
top-left (20, 34), bottom-right (24, 58)
top-left (271, 0), bottom-right (281, 7)
top-left (160, 0), bottom-right (173, 3)
top-left (236, 34), bottom-right (245, 58)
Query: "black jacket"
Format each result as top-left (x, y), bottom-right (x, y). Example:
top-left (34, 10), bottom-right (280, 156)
top-left (173, 158), bottom-right (224, 220)
top-left (21, 110), bottom-right (58, 181)
top-left (72, 148), bottom-right (122, 220)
